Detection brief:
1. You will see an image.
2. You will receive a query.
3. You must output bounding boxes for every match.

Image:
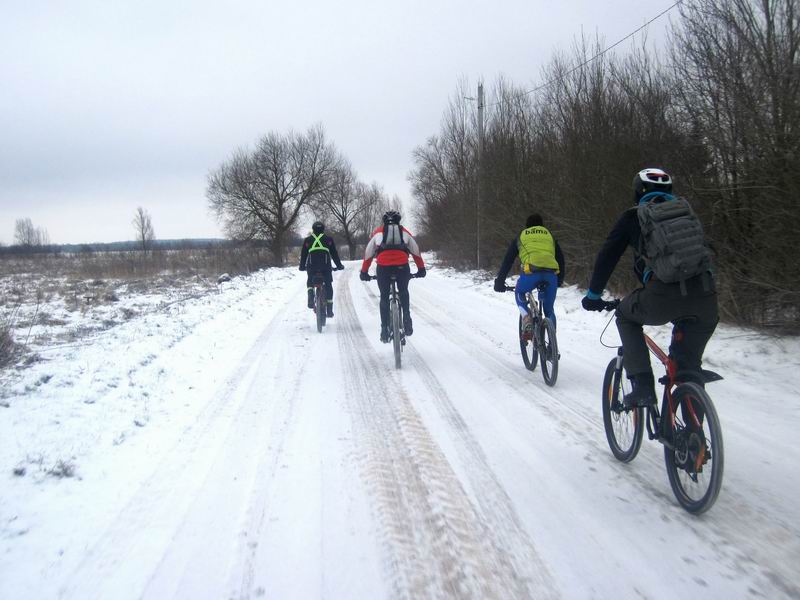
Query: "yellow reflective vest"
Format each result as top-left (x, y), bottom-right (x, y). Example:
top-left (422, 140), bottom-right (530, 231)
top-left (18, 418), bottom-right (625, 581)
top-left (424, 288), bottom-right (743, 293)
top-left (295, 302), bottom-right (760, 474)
top-left (518, 226), bottom-right (560, 273)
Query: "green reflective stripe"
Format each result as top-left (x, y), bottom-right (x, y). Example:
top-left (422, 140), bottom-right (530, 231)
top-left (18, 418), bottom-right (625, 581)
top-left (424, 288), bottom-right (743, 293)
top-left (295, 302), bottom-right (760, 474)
top-left (518, 227), bottom-right (559, 272)
top-left (309, 233), bottom-right (329, 253)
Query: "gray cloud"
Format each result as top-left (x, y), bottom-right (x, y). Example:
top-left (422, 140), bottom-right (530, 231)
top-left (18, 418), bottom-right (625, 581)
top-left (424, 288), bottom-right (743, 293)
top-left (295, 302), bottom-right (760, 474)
top-left (0, 0), bottom-right (671, 244)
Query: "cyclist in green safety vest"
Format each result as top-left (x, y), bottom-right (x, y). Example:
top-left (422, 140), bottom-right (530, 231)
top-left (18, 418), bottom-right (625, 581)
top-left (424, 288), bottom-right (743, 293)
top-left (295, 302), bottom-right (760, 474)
top-left (494, 213), bottom-right (566, 333)
top-left (299, 221), bottom-right (344, 317)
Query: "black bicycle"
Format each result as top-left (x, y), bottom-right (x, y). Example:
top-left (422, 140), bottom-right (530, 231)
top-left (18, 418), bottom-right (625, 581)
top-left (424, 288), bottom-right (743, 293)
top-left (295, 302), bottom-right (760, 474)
top-left (599, 299), bottom-right (724, 514)
top-left (309, 267), bottom-right (343, 333)
top-left (368, 271), bottom-right (421, 369)
top-left (310, 274), bottom-right (327, 333)
top-left (506, 283), bottom-right (558, 386)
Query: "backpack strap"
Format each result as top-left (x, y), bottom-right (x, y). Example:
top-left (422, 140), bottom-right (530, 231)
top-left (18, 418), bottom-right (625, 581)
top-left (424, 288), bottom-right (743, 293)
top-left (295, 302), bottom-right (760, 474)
top-left (309, 233), bottom-right (329, 253)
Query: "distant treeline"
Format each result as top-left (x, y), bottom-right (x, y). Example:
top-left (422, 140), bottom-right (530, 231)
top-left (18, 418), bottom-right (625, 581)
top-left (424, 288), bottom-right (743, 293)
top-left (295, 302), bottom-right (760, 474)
top-left (0, 237), bottom-right (304, 256)
top-left (410, 0), bottom-right (800, 331)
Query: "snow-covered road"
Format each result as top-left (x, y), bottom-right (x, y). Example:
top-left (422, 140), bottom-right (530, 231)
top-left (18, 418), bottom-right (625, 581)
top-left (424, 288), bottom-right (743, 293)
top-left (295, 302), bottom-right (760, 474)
top-left (2, 263), bottom-right (799, 599)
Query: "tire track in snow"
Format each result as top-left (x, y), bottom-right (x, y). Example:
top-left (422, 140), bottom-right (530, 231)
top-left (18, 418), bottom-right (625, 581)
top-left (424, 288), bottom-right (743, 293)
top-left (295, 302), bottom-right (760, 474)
top-left (337, 272), bottom-right (554, 599)
top-left (60, 288), bottom-right (304, 600)
top-left (357, 276), bottom-right (560, 597)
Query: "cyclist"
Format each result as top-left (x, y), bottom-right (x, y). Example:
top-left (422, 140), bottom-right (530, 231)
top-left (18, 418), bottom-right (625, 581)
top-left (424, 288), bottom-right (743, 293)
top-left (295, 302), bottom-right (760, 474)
top-left (581, 168), bottom-right (718, 407)
top-left (359, 210), bottom-right (426, 343)
top-left (299, 221), bottom-right (344, 318)
top-left (494, 213), bottom-right (565, 337)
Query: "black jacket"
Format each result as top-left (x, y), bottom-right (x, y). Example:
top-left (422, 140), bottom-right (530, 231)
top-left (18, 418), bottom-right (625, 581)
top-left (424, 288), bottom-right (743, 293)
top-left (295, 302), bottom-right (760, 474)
top-left (299, 234), bottom-right (344, 272)
top-left (496, 234), bottom-right (566, 286)
top-left (588, 207), bottom-right (645, 294)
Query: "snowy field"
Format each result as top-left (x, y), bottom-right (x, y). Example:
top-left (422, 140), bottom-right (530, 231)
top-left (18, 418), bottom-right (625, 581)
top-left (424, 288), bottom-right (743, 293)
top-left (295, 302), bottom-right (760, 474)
top-left (1, 261), bottom-right (799, 599)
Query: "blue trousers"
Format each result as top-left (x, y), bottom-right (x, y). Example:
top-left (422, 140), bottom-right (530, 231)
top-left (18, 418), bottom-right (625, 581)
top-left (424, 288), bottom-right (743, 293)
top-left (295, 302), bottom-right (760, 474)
top-left (515, 271), bottom-right (558, 327)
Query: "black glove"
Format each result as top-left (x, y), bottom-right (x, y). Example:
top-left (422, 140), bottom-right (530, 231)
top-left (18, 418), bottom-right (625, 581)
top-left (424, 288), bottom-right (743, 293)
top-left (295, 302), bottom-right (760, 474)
top-left (415, 267), bottom-right (426, 278)
top-left (581, 295), bottom-right (606, 312)
top-left (494, 278), bottom-right (506, 293)
top-left (359, 271), bottom-right (371, 282)
top-left (299, 264), bottom-right (306, 271)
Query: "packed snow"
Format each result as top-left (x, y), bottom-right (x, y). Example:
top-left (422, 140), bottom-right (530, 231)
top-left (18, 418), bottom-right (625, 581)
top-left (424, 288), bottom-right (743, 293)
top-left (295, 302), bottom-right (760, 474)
top-left (1, 261), bottom-right (798, 599)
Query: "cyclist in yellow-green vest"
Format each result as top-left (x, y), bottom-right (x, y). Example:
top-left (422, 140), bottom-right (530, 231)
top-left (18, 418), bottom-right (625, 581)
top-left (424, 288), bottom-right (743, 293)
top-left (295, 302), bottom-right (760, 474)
top-left (299, 221), bottom-right (345, 317)
top-left (494, 213), bottom-right (565, 331)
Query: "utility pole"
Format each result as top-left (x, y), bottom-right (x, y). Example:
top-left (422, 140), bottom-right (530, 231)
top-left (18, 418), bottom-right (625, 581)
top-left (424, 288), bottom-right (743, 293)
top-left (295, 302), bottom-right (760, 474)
top-left (477, 81), bottom-right (484, 270)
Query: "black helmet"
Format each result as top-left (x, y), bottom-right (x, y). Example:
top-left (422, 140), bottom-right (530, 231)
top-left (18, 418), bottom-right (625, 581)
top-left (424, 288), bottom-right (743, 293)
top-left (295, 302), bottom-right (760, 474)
top-left (312, 221), bottom-right (325, 234)
top-left (382, 210), bottom-right (401, 225)
top-left (633, 168), bottom-right (672, 203)
top-left (525, 213), bottom-right (543, 227)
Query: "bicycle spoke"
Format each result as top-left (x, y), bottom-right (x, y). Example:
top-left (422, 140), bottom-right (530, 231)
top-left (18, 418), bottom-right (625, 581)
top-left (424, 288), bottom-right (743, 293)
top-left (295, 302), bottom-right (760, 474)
top-left (602, 357), bottom-right (644, 463)
top-left (664, 383), bottom-right (724, 514)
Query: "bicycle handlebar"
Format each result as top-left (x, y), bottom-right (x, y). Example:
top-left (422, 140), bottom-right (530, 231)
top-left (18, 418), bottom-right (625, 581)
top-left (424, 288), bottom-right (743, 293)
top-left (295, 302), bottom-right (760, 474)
top-left (363, 272), bottom-right (423, 281)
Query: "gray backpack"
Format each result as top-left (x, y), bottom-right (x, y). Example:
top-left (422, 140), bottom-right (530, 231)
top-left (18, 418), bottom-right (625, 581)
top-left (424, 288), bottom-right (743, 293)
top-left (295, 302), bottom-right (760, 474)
top-left (637, 196), bottom-right (711, 288)
top-left (378, 223), bottom-right (408, 253)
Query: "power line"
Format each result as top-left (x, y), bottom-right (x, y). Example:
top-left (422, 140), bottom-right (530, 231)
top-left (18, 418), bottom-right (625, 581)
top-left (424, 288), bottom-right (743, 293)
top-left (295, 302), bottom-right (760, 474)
top-left (487, 0), bottom-right (685, 107)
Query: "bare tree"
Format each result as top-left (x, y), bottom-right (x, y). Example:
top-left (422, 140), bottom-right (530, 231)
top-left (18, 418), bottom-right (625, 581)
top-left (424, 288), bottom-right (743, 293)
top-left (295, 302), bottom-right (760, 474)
top-left (671, 0), bottom-right (800, 327)
top-left (313, 160), bottom-right (389, 259)
top-left (356, 182), bottom-right (392, 241)
top-left (207, 124), bottom-right (338, 266)
top-left (132, 207), bottom-right (156, 253)
top-left (13, 218), bottom-right (49, 246)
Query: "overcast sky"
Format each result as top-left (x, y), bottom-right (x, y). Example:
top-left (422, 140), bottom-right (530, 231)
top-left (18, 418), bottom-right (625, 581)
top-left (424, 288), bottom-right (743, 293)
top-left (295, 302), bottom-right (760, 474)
top-left (0, 0), bottom-right (674, 245)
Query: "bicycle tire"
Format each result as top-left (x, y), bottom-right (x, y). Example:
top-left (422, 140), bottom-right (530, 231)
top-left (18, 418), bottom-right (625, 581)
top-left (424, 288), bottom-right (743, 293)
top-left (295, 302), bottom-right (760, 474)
top-left (664, 382), bottom-right (724, 514)
top-left (315, 286), bottom-right (325, 333)
top-left (391, 298), bottom-right (402, 369)
top-left (602, 357), bottom-right (644, 462)
top-left (519, 313), bottom-right (538, 371)
top-left (539, 318), bottom-right (559, 386)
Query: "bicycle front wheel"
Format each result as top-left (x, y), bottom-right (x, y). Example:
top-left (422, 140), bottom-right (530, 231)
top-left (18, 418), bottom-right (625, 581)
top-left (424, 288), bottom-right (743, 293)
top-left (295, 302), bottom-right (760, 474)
top-left (391, 299), bottom-right (402, 369)
top-left (539, 318), bottom-right (558, 386)
top-left (664, 382), bottom-right (724, 514)
top-left (602, 357), bottom-right (644, 462)
top-left (519, 314), bottom-right (538, 371)
top-left (315, 287), bottom-right (325, 333)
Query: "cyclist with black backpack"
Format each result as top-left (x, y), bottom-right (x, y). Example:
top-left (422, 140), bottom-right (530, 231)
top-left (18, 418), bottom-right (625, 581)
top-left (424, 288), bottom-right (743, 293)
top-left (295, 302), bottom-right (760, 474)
top-left (581, 168), bottom-right (719, 407)
top-left (299, 221), bottom-right (344, 317)
top-left (359, 210), bottom-right (426, 343)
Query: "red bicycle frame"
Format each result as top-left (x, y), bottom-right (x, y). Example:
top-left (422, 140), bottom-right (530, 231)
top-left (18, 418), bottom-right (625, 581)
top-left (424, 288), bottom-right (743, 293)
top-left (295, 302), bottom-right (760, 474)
top-left (643, 332), bottom-right (703, 439)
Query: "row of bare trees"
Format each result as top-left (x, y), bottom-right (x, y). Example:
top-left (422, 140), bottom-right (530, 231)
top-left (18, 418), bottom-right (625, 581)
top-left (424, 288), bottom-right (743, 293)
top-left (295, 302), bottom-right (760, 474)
top-left (410, 0), bottom-right (800, 330)
top-left (206, 124), bottom-right (393, 264)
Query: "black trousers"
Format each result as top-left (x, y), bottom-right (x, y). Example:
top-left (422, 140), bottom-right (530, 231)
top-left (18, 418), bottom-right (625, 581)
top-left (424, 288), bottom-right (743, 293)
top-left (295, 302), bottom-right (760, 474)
top-left (616, 275), bottom-right (719, 379)
top-left (307, 270), bottom-right (333, 303)
top-left (376, 264), bottom-right (411, 327)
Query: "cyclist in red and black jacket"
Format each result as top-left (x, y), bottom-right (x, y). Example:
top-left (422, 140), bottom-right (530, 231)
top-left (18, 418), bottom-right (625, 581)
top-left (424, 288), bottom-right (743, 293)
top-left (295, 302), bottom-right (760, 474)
top-left (299, 221), bottom-right (344, 318)
top-left (359, 210), bottom-right (426, 343)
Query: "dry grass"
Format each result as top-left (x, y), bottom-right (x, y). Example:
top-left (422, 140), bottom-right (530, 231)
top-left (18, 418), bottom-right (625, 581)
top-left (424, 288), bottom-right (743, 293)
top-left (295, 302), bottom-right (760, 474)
top-left (0, 319), bottom-right (18, 368)
top-left (0, 247), bottom-right (275, 280)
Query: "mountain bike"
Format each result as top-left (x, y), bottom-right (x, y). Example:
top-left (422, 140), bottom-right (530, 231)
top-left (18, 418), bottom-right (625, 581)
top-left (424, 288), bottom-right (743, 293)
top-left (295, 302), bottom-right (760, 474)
top-left (368, 271), bottom-right (422, 369)
top-left (310, 274), bottom-right (327, 333)
top-left (309, 267), bottom-right (343, 333)
top-left (599, 299), bottom-right (724, 513)
top-left (506, 283), bottom-right (558, 386)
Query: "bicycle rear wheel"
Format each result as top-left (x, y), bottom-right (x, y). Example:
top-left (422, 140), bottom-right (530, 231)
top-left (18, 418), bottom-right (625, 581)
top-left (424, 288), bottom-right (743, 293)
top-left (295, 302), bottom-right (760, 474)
top-left (539, 318), bottom-right (558, 386)
top-left (519, 313), bottom-right (538, 371)
top-left (664, 382), bottom-right (724, 514)
top-left (391, 299), bottom-right (402, 369)
top-left (315, 286), bottom-right (325, 333)
top-left (602, 357), bottom-right (644, 462)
